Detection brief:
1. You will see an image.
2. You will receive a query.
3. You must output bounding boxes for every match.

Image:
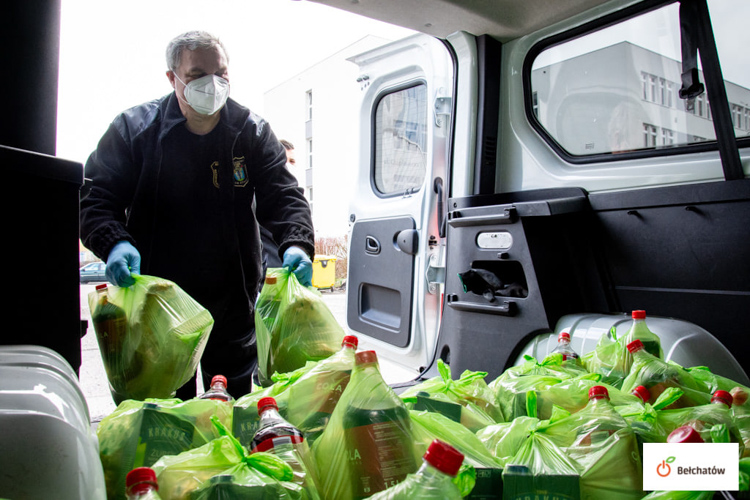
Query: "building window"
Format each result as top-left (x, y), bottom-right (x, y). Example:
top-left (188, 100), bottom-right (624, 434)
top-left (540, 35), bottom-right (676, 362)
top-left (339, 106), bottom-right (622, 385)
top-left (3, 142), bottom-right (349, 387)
top-left (661, 127), bottom-right (675, 146)
top-left (643, 123), bottom-right (657, 148)
top-left (732, 104), bottom-right (743, 129)
top-left (666, 82), bottom-right (674, 108)
top-left (306, 90), bottom-right (313, 121)
top-left (532, 91), bottom-right (539, 118)
top-left (373, 84), bottom-right (428, 195)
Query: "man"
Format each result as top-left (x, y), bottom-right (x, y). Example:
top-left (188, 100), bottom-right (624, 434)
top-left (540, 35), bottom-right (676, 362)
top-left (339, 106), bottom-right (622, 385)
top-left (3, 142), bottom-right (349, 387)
top-left (261, 139), bottom-right (296, 269)
top-left (80, 31), bottom-right (314, 399)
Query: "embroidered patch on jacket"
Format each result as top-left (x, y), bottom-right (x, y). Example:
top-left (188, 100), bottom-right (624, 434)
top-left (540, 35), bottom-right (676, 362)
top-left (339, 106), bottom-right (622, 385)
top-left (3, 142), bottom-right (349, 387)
top-left (233, 157), bottom-right (249, 187)
top-left (211, 161), bottom-right (220, 188)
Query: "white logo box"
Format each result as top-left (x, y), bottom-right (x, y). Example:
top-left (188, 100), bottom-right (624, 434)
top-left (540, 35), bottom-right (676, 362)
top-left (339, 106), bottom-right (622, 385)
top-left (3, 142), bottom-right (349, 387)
top-left (643, 443), bottom-right (739, 491)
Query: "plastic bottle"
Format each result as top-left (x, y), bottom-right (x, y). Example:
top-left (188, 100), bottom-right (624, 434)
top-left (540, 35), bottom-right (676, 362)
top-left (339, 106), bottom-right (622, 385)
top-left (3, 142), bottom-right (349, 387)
top-left (623, 310), bottom-right (662, 358)
top-left (550, 330), bottom-right (580, 362)
top-left (290, 335), bottom-right (358, 441)
top-left (250, 397), bottom-right (305, 453)
top-left (668, 426), bottom-right (705, 443)
top-left (342, 350), bottom-right (417, 499)
top-left (198, 375), bottom-right (234, 403)
top-left (631, 385), bottom-right (651, 404)
top-left (711, 390), bottom-right (733, 408)
top-left (367, 439), bottom-right (464, 500)
top-left (126, 467), bottom-right (162, 499)
top-left (625, 339), bottom-right (687, 406)
top-left (575, 385), bottom-right (625, 446)
top-left (90, 283), bottom-right (128, 376)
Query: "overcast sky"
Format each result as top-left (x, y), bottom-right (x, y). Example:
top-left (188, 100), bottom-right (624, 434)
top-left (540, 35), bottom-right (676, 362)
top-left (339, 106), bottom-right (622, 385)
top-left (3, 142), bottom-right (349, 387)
top-left (56, 0), bottom-right (414, 163)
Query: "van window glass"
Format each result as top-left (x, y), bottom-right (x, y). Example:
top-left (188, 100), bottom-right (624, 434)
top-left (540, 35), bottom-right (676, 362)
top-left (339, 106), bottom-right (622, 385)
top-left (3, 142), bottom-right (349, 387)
top-left (708, 0), bottom-right (750, 140)
top-left (529, 2), bottom-right (749, 157)
top-left (373, 84), bottom-right (427, 194)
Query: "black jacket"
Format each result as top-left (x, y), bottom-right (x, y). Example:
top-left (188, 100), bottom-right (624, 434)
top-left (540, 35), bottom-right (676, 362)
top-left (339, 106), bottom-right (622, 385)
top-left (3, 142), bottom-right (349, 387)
top-left (80, 93), bottom-right (314, 325)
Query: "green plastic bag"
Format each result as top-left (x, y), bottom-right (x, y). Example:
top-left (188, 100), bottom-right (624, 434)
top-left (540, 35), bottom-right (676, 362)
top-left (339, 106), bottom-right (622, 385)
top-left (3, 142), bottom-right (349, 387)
top-left (581, 327), bottom-right (632, 388)
top-left (97, 399), bottom-right (212, 500)
top-left (538, 387), bottom-right (644, 500)
top-left (409, 409), bottom-right (508, 497)
top-left (88, 274), bottom-right (213, 403)
top-left (532, 373), bottom-right (639, 420)
top-left (311, 351), bottom-right (420, 500)
top-left (476, 416), bottom-right (541, 466)
top-left (657, 398), bottom-right (745, 454)
top-left (255, 268), bottom-right (344, 387)
top-left (150, 428), bottom-right (305, 500)
top-left (284, 338), bottom-right (357, 443)
top-left (400, 359), bottom-right (502, 431)
top-left (488, 361), bottom-right (563, 421)
top-left (615, 387), bottom-right (685, 444)
top-left (621, 349), bottom-right (710, 409)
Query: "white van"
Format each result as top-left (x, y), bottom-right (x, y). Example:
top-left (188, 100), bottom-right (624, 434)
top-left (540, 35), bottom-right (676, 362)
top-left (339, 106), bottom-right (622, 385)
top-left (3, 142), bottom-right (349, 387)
top-left (315, 0), bottom-right (750, 386)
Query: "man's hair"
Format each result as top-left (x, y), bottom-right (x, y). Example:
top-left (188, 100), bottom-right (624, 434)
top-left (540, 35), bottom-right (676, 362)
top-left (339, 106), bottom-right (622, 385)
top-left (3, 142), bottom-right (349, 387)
top-left (166, 31), bottom-right (229, 72)
top-left (280, 139), bottom-right (294, 151)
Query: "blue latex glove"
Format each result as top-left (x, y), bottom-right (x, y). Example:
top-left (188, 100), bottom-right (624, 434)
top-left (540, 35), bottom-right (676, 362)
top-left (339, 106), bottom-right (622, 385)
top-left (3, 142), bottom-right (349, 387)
top-left (106, 241), bottom-right (141, 287)
top-left (282, 246), bottom-right (313, 287)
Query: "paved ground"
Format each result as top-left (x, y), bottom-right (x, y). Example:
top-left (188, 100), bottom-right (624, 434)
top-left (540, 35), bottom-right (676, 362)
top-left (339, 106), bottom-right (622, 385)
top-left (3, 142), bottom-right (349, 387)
top-left (78, 284), bottom-right (392, 421)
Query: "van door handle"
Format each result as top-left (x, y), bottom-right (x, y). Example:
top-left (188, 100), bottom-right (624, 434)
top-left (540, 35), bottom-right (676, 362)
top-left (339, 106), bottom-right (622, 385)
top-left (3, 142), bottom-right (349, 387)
top-left (434, 177), bottom-right (446, 238)
top-left (365, 235), bottom-right (381, 255)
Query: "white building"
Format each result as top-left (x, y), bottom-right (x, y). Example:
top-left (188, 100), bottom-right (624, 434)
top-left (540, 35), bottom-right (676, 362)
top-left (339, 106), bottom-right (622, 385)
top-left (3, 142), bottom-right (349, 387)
top-left (531, 41), bottom-right (750, 156)
top-left (263, 35), bottom-right (400, 238)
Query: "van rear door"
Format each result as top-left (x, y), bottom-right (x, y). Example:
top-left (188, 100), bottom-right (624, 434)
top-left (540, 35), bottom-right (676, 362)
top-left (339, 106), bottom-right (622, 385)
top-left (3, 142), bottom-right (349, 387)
top-left (346, 34), bottom-right (454, 380)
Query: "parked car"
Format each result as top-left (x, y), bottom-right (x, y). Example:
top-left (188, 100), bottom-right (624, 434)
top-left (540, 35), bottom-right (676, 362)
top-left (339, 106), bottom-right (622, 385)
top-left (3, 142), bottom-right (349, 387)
top-left (79, 262), bottom-right (107, 284)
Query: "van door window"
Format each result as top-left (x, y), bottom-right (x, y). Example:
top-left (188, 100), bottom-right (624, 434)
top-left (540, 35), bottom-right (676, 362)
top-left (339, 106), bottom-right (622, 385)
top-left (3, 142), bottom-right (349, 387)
top-left (708, 0), bottom-right (750, 140)
top-left (529, 1), bottom-right (749, 158)
top-left (373, 84), bottom-right (428, 195)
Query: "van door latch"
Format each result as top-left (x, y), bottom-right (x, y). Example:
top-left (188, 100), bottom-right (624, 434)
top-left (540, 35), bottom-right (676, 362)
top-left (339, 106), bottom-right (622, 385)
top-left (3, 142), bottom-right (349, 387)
top-left (426, 254), bottom-right (445, 294)
top-left (434, 95), bottom-right (452, 127)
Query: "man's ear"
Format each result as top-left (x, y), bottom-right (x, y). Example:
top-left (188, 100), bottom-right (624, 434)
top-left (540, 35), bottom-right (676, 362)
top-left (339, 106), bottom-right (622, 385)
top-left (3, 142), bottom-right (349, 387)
top-left (166, 70), bottom-right (176, 89)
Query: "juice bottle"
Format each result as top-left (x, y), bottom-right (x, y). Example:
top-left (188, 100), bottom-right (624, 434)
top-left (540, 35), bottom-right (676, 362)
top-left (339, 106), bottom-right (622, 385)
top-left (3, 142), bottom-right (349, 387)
top-left (550, 330), bottom-right (580, 362)
top-left (90, 283), bottom-right (128, 379)
top-left (342, 350), bottom-right (418, 498)
top-left (250, 397), bottom-right (305, 453)
top-left (289, 335), bottom-right (358, 442)
top-left (126, 467), bottom-right (162, 499)
top-left (626, 339), bottom-right (687, 406)
top-left (198, 374), bottom-right (234, 403)
top-left (623, 310), bottom-right (662, 358)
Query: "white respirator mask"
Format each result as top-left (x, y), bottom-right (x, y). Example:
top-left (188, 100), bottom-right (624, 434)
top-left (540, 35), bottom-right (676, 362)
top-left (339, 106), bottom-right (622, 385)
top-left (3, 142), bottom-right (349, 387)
top-left (175, 74), bottom-right (230, 115)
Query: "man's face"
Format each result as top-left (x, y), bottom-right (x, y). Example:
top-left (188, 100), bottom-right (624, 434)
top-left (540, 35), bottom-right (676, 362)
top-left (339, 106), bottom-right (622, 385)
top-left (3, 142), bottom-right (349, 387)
top-left (285, 148), bottom-right (296, 169)
top-left (168, 45), bottom-right (229, 116)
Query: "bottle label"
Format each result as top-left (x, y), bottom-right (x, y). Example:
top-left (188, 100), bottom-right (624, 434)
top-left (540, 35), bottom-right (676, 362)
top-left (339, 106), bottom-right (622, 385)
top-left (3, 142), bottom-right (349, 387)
top-left (133, 407), bottom-right (201, 467)
top-left (345, 420), bottom-right (416, 498)
top-left (251, 434), bottom-right (304, 454)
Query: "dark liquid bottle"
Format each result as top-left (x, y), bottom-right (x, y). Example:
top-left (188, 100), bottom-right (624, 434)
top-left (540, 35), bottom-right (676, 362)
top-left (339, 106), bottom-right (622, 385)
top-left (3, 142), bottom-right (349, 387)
top-left (250, 397), bottom-right (305, 453)
top-left (91, 283), bottom-right (128, 376)
top-left (342, 350), bottom-right (417, 499)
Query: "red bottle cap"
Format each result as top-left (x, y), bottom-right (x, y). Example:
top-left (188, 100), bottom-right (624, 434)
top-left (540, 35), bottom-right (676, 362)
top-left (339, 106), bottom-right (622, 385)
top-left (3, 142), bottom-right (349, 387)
top-left (711, 390), bottom-right (733, 408)
top-left (423, 439), bottom-right (464, 477)
top-left (355, 350), bottom-right (378, 366)
top-left (96, 283), bottom-right (108, 291)
top-left (626, 339), bottom-right (645, 353)
top-left (211, 375), bottom-right (227, 387)
top-left (558, 331), bottom-right (571, 343)
top-left (257, 397), bottom-right (278, 414)
top-left (126, 467), bottom-right (158, 493)
top-left (631, 385), bottom-right (650, 403)
top-left (632, 310), bottom-right (646, 320)
top-left (667, 426), bottom-right (704, 443)
top-left (589, 385), bottom-right (609, 400)
top-left (342, 335), bottom-right (359, 348)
